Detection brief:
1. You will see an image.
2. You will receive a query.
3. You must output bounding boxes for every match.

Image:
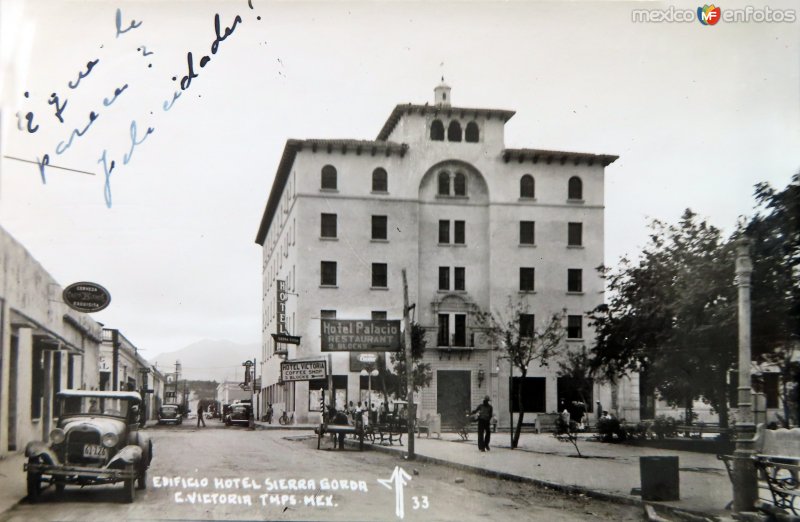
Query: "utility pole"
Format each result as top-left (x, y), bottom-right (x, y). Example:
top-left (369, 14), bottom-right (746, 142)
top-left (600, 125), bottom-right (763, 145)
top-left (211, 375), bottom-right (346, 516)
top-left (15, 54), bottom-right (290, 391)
top-left (402, 269), bottom-right (415, 460)
top-left (732, 238), bottom-right (757, 512)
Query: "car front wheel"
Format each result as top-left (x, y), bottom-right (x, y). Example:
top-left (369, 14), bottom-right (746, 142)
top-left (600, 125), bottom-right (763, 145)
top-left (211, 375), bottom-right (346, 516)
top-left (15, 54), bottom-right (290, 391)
top-left (122, 464), bottom-right (136, 503)
top-left (26, 459), bottom-right (42, 502)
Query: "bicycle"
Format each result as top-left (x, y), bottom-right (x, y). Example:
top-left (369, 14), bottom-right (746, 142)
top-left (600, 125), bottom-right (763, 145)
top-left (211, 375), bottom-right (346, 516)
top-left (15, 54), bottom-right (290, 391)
top-left (278, 411), bottom-right (294, 425)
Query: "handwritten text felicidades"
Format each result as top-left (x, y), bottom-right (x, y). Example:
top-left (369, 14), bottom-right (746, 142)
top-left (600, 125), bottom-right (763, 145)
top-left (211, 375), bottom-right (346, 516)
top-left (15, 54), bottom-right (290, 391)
top-left (16, 2), bottom-right (259, 208)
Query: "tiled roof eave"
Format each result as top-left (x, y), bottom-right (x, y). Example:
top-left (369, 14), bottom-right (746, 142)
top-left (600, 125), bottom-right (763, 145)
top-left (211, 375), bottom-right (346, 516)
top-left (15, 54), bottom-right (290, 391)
top-left (502, 148), bottom-right (619, 167)
top-left (377, 104), bottom-right (516, 141)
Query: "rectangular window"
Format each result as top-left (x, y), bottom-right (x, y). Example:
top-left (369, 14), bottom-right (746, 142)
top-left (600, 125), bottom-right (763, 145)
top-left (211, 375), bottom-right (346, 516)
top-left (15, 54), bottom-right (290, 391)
top-left (437, 314), bottom-right (450, 346)
top-left (453, 314), bottom-right (467, 346)
top-left (321, 213), bottom-right (337, 238)
top-left (439, 220), bottom-right (450, 244)
top-left (321, 310), bottom-right (337, 319)
top-left (321, 261), bottom-right (337, 286)
top-left (371, 311), bottom-right (387, 320)
top-left (372, 263), bottom-right (387, 288)
top-left (568, 269), bottom-right (583, 292)
top-left (520, 267), bottom-right (535, 292)
top-left (372, 215), bottom-right (387, 240)
top-left (567, 315), bottom-right (583, 339)
top-left (568, 222), bottom-right (583, 246)
top-left (519, 313), bottom-right (535, 338)
top-left (438, 267), bottom-right (450, 290)
top-left (454, 267), bottom-right (465, 291)
top-left (520, 221), bottom-right (535, 245)
top-left (454, 220), bottom-right (465, 244)
top-left (763, 373), bottom-right (780, 409)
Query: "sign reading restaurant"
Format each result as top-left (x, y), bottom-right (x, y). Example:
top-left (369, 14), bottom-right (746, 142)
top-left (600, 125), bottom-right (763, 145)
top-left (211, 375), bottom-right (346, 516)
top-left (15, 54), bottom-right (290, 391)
top-left (320, 319), bottom-right (402, 352)
top-left (281, 360), bottom-right (327, 382)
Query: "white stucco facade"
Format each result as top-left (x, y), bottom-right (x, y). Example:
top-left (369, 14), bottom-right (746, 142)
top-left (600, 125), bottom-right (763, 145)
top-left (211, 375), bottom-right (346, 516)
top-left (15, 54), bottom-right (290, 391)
top-left (256, 85), bottom-right (638, 426)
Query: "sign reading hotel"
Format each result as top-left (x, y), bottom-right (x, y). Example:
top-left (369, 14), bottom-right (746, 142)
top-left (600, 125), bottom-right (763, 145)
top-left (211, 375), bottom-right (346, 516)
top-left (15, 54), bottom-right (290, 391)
top-left (281, 360), bottom-right (327, 382)
top-left (276, 280), bottom-right (287, 333)
top-left (321, 319), bottom-right (402, 352)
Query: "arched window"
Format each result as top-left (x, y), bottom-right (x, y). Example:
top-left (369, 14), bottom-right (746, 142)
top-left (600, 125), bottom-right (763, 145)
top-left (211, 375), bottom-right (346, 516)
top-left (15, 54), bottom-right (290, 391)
top-left (568, 176), bottom-right (583, 200)
top-left (321, 165), bottom-right (337, 190)
top-left (453, 172), bottom-right (467, 196)
top-left (438, 171), bottom-right (450, 196)
top-left (372, 167), bottom-right (388, 192)
top-left (520, 174), bottom-right (535, 198)
top-left (430, 120), bottom-right (445, 141)
top-left (447, 121), bottom-right (462, 142)
top-left (465, 121), bottom-right (479, 143)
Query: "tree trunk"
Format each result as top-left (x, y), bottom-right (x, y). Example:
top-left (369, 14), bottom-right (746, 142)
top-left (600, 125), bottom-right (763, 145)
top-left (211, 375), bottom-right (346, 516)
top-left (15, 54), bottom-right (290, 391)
top-left (512, 371), bottom-right (526, 449)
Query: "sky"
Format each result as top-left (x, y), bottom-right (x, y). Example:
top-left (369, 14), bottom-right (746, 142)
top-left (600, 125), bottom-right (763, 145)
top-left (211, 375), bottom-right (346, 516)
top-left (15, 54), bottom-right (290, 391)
top-left (1, 0), bottom-right (798, 359)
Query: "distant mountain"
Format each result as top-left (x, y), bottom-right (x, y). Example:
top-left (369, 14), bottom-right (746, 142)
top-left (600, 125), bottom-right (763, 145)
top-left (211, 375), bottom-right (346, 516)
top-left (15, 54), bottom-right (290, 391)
top-left (150, 339), bottom-right (260, 383)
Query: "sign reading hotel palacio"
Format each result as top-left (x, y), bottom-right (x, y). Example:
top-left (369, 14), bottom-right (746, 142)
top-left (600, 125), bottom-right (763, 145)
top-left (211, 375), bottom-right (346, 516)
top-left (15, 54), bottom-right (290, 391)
top-left (320, 319), bottom-right (402, 352)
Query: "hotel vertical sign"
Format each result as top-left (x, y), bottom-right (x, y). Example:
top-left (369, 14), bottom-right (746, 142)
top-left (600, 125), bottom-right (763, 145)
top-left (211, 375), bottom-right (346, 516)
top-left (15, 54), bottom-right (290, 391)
top-left (276, 280), bottom-right (287, 334)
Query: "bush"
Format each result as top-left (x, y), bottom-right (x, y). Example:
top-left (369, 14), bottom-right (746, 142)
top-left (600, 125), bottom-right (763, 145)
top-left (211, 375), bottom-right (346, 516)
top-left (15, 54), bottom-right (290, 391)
top-left (597, 417), bottom-right (627, 442)
top-left (652, 415), bottom-right (679, 440)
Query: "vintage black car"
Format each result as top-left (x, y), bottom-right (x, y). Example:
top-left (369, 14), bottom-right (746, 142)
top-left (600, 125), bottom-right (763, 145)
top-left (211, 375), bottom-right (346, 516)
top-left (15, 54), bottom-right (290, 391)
top-left (24, 390), bottom-right (153, 503)
top-left (157, 403), bottom-right (183, 425)
top-left (225, 403), bottom-right (252, 427)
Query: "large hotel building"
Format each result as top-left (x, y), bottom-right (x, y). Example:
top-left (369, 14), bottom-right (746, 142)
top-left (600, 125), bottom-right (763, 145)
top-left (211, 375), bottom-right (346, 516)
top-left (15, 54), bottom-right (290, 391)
top-left (255, 83), bottom-right (639, 427)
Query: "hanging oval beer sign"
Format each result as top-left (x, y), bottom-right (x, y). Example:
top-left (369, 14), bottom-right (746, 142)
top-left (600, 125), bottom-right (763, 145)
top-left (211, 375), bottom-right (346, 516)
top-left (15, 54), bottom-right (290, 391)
top-left (62, 282), bottom-right (111, 313)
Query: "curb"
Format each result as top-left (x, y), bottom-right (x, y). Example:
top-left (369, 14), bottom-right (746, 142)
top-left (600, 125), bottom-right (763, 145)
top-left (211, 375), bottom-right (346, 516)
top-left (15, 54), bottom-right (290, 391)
top-left (346, 439), bottom-right (729, 522)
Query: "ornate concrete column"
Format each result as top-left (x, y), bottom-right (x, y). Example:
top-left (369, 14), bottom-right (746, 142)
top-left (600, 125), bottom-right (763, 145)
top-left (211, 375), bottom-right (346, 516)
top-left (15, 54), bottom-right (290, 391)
top-left (732, 237), bottom-right (758, 512)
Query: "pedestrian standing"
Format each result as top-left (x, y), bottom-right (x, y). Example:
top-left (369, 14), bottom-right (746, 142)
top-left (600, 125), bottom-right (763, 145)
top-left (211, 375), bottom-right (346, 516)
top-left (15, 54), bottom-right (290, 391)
top-left (471, 395), bottom-right (493, 452)
top-left (266, 403), bottom-right (274, 424)
top-left (197, 403), bottom-right (206, 427)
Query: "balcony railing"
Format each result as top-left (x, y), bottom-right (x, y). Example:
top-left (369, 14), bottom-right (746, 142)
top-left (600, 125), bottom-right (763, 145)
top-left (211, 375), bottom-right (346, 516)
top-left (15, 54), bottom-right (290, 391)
top-left (437, 332), bottom-right (475, 348)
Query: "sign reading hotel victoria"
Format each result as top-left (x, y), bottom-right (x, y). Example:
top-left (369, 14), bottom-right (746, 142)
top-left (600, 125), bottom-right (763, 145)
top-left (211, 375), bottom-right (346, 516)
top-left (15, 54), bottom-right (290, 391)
top-left (281, 360), bottom-right (327, 382)
top-left (320, 320), bottom-right (402, 352)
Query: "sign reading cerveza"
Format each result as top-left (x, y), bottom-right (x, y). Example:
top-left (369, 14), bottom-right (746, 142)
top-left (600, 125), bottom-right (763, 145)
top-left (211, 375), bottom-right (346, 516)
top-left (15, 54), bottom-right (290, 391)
top-left (281, 360), bottom-right (327, 382)
top-left (62, 282), bottom-right (111, 313)
top-left (320, 319), bottom-right (401, 352)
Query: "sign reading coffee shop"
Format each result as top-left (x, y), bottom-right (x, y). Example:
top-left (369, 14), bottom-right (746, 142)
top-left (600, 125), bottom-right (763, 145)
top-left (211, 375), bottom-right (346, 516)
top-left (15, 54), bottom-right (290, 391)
top-left (320, 319), bottom-right (401, 352)
top-left (280, 360), bottom-right (327, 382)
top-left (62, 282), bottom-right (111, 313)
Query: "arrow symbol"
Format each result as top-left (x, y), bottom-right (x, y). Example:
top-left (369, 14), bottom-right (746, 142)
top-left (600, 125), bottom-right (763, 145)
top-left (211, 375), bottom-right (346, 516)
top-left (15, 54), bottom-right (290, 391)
top-left (378, 466), bottom-right (412, 519)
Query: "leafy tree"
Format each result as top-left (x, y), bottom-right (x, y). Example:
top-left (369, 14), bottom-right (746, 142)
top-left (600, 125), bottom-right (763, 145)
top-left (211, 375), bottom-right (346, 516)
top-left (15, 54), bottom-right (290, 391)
top-left (588, 210), bottom-right (737, 427)
top-left (744, 173), bottom-right (800, 426)
top-left (478, 301), bottom-right (565, 449)
top-left (376, 323), bottom-right (432, 404)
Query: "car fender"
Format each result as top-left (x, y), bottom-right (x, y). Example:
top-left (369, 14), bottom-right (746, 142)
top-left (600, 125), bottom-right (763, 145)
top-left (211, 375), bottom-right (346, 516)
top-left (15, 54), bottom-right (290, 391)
top-left (106, 445), bottom-right (142, 470)
top-left (24, 441), bottom-right (60, 465)
top-left (128, 431), bottom-right (152, 466)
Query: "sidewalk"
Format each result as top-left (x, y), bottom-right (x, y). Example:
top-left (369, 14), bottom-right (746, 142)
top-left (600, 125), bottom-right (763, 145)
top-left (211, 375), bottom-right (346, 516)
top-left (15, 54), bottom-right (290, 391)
top-left (350, 431), bottom-right (738, 519)
top-left (0, 452), bottom-right (26, 517)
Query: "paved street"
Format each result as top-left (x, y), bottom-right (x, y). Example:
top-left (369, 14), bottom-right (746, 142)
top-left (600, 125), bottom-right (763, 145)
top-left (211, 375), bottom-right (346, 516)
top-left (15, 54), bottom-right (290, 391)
top-left (1, 422), bottom-right (643, 521)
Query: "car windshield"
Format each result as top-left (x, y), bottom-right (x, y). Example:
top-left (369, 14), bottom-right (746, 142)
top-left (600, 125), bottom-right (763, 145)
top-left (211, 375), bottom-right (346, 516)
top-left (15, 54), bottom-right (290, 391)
top-left (233, 406), bottom-right (248, 413)
top-left (161, 406), bottom-right (178, 413)
top-left (60, 396), bottom-right (131, 418)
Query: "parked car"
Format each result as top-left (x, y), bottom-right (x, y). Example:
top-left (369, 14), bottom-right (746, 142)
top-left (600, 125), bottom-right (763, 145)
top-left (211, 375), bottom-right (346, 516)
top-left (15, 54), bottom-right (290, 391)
top-left (157, 404), bottom-right (183, 425)
top-left (225, 403), bottom-right (252, 427)
top-left (24, 390), bottom-right (153, 503)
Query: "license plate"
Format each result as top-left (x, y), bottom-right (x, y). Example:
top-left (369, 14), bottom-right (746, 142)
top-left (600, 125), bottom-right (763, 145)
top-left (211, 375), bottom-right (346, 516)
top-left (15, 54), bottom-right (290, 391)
top-left (83, 444), bottom-right (107, 458)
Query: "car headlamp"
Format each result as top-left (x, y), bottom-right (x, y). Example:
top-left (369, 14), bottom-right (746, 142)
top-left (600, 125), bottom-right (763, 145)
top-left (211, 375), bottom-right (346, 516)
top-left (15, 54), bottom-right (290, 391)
top-left (49, 428), bottom-right (66, 444)
top-left (101, 432), bottom-right (118, 448)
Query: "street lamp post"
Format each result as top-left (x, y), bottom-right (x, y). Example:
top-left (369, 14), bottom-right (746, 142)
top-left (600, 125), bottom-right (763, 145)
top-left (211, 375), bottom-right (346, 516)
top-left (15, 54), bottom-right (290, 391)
top-left (360, 367), bottom-right (379, 418)
top-left (732, 237), bottom-right (758, 512)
